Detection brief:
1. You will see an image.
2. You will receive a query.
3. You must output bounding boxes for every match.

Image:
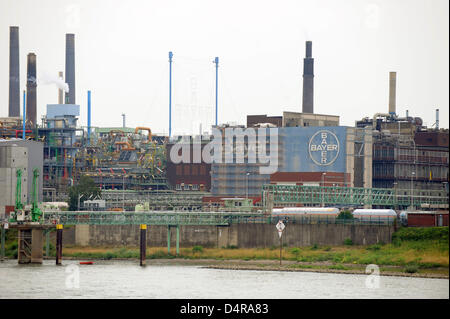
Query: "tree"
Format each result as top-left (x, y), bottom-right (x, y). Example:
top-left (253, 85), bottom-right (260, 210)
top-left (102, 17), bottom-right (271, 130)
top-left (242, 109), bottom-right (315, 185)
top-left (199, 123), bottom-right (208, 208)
top-left (68, 175), bottom-right (101, 211)
top-left (337, 210), bottom-right (354, 219)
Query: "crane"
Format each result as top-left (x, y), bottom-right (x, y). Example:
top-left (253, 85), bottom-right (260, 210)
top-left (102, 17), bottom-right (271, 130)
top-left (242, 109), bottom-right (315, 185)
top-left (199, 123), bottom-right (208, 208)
top-left (30, 168), bottom-right (42, 222)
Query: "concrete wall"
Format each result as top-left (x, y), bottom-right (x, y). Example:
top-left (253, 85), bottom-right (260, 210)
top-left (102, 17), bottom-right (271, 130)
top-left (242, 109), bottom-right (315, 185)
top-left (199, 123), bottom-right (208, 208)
top-left (66, 224), bottom-right (394, 248)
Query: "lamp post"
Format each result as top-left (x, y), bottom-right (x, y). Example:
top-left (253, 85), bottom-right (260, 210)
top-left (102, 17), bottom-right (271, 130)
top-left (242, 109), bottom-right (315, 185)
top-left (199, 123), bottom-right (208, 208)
top-left (410, 171), bottom-right (415, 210)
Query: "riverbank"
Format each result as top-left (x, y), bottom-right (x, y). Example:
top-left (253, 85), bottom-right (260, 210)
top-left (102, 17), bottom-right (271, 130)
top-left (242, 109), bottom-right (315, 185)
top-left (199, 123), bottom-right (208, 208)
top-left (44, 256), bottom-right (447, 279)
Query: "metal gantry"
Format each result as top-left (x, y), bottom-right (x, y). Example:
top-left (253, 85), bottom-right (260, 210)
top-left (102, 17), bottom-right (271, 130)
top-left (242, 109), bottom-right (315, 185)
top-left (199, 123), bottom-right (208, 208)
top-left (262, 184), bottom-right (449, 208)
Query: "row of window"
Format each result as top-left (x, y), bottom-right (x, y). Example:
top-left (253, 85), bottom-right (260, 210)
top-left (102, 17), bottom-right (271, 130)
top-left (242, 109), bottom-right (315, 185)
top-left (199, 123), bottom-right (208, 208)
top-left (175, 165), bottom-right (208, 176)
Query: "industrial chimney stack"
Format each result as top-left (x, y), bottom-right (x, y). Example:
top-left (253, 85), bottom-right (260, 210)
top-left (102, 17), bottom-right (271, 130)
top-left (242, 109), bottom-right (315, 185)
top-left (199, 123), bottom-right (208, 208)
top-left (65, 34), bottom-right (75, 104)
top-left (302, 41), bottom-right (314, 114)
top-left (389, 72), bottom-right (396, 115)
top-left (9, 26), bottom-right (20, 117)
top-left (26, 53), bottom-right (37, 127)
top-left (58, 71), bottom-right (64, 104)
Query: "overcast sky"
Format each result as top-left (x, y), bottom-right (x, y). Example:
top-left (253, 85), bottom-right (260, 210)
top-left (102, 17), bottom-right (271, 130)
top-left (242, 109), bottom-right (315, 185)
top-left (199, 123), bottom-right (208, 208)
top-left (0, 0), bottom-right (448, 135)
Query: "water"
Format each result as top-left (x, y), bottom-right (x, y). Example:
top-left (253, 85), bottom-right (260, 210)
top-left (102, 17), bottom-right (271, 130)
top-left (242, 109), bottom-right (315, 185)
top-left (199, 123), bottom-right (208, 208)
top-left (0, 260), bottom-right (448, 299)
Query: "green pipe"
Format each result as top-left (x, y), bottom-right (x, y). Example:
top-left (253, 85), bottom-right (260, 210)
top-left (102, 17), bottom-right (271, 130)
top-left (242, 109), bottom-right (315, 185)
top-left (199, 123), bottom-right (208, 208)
top-left (167, 226), bottom-right (171, 254)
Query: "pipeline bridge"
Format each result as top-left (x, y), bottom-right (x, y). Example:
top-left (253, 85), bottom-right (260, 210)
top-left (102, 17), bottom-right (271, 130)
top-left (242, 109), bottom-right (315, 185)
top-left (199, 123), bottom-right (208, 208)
top-left (40, 211), bottom-right (264, 226)
top-left (262, 184), bottom-right (449, 208)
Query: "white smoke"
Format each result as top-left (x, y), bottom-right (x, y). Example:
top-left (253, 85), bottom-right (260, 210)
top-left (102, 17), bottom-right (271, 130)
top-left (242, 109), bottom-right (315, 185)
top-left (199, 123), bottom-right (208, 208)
top-left (38, 72), bottom-right (69, 93)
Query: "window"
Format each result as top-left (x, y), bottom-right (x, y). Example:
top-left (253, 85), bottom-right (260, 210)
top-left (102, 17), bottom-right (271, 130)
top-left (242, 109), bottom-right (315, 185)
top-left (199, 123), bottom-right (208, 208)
top-left (176, 184), bottom-right (181, 190)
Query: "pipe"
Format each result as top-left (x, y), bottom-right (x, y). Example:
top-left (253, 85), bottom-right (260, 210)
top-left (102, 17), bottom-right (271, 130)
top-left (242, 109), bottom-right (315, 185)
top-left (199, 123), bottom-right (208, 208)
top-left (87, 90), bottom-right (91, 145)
top-left (26, 53), bottom-right (37, 127)
top-left (214, 57), bottom-right (219, 126)
top-left (436, 109), bottom-right (439, 130)
top-left (372, 113), bottom-right (392, 129)
top-left (135, 127), bottom-right (152, 143)
top-left (169, 51), bottom-right (173, 137)
top-left (58, 71), bottom-right (63, 104)
top-left (389, 72), bottom-right (396, 115)
top-left (16, 130), bottom-right (32, 138)
top-left (65, 34), bottom-right (75, 104)
top-left (9, 26), bottom-right (20, 117)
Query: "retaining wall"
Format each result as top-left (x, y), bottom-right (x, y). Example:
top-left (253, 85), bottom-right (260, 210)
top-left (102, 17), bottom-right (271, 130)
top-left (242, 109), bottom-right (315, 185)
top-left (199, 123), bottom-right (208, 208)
top-left (61, 224), bottom-right (394, 248)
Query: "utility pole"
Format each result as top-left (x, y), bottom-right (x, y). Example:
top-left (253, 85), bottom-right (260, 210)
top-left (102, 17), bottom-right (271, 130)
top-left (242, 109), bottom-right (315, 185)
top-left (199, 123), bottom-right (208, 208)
top-left (169, 51), bottom-right (173, 138)
top-left (213, 57), bottom-right (219, 126)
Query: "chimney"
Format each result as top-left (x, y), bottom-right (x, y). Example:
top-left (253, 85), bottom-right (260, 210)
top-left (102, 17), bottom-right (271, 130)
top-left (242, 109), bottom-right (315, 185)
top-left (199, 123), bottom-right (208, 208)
top-left (302, 41), bottom-right (314, 113)
top-left (65, 34), bottom-right (75, 104)
top-left (58, 71), bottom-right (64, 104)
top-left (9, 26), bottom-right (20, 117)
top-left (436, 109), bottom-right (439, 130)
top-left (26, 53), bottom-right (37, 127)
top-left (389, 72), bottom-right (396, 115)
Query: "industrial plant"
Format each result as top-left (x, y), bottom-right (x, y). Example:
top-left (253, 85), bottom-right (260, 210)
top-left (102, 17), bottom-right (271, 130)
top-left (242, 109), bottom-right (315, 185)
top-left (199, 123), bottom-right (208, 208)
top-left (0, 25), bottom-right (448, 266)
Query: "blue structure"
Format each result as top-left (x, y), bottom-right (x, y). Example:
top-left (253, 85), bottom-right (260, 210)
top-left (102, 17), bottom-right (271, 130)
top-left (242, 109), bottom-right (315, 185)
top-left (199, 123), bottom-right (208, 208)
top-left (87, 90), bottom-right (91, 145)
top-left (278, 127), bottom-right (347, 173)
top-left (169, 51), bottom-right (173, 137)
top-left (214, 57), bottom-right (219, 126)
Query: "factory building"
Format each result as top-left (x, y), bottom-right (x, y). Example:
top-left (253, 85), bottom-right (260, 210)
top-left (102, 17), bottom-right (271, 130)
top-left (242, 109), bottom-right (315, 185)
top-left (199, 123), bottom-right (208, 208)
top-left (0, 139), bottom-right (43, 218)
top-left (166, 135), bottom-right (212, 192)
top-left (355, 72), bottom-right (449, 209)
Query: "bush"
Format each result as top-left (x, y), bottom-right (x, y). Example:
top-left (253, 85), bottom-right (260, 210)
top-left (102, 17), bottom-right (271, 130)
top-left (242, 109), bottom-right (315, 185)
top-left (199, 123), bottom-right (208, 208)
top-left (105, 252), bottom-right (115, 260)
top-left (310, 244), bottom-right (319, 250)
top-left (366, 244), bottom-right (381, 251)
top-left (337, 210), bottom-right (353, 220)
top-left (404, 265), bottom-right (418, 273)
top-left (192, 245), bottom-right (204, 253)
top-left (322, 246), bottom-right (332, 251)
top-left (344, 238), bottom-right (353, 246)
top-left (226, 245), bottom-right (238, 249)
top-left (392, 227), bottom-right (449, 242)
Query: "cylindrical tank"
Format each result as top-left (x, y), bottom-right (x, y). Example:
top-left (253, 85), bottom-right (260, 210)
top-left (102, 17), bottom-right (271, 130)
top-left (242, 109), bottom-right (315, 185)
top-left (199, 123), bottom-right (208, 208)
top-left (272, 207), bottom-right (339, 216)
top-left (352, 209), bottom-right (397, 223)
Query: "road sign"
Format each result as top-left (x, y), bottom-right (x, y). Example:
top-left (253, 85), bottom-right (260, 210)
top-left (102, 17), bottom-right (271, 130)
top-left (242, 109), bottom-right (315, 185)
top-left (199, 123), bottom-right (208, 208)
top-left (276, 220), bottom-right (285, 238)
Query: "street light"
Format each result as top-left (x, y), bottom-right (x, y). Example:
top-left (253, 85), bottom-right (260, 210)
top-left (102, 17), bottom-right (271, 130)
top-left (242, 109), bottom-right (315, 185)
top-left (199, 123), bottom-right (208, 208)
top-left (410, 171), bottom-right (415, 210)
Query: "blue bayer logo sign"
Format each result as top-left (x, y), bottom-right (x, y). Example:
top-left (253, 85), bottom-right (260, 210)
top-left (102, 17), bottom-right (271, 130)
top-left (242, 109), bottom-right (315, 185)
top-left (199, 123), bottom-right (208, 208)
top-left (308, 130), bottom-right (340, 166)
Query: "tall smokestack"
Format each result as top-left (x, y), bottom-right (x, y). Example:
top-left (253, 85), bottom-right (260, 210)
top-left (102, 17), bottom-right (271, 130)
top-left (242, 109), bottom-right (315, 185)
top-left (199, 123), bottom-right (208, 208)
top-left (436, 109), bottom-right (439, 130)
top-left (389, 72), bottom-right (396, 115)
top-left (58, 71), bottom-right (64, 104)
top-left (302, 41), bottom-right (314, 114)
top-left (9, 26), bottom-right (20, 117)
top-left (26, 53), bottom-right (37, 127)
top-left (65, 34), bottom-right (75, 104)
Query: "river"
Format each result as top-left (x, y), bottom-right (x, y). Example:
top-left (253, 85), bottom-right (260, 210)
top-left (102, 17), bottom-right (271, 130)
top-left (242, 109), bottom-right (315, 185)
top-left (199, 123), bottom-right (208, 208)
top-left (0, 260), bottom-right (448, 299)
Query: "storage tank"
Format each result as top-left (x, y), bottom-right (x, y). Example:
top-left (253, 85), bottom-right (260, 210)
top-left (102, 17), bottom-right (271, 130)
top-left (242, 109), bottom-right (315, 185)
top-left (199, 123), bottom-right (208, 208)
top-left (352, 209), bottom-right (397, 223)
top-left (272, 207), bottom-right (339, 216)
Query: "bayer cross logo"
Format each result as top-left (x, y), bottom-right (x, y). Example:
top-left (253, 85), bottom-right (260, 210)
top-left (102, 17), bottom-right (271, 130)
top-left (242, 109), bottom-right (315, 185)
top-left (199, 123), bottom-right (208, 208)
top-left (308, 130), bottom-right (340, 166)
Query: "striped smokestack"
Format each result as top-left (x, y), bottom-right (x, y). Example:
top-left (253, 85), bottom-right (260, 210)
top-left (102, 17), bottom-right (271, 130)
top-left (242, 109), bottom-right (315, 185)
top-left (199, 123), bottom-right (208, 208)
top-left (26, 53), bottom-right (37, 127)
top-left (302, 41), bottom-right (314, 114)
top-left (9, 26), bottom-right (20, 117)
top-left (65, 34), bottom-right (75, 104)
top-left (389, 72), bottom-right (396, 115)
